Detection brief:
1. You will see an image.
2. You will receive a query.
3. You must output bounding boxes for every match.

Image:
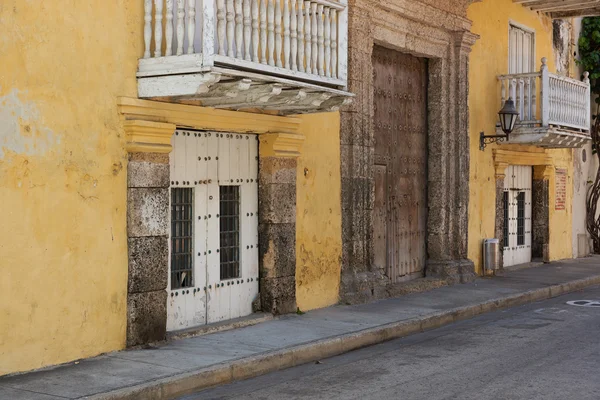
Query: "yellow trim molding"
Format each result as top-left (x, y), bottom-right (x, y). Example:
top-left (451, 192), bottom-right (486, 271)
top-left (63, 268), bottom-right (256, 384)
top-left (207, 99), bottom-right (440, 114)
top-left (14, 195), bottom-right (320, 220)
top-left (493, 149), bottom-right (553, 179)
top-left (124, 120), bottom-right (177, 154)
top-left (259, 133), bottom-right (305, 158)
top-left (118, 97), bottom-right (302, 135)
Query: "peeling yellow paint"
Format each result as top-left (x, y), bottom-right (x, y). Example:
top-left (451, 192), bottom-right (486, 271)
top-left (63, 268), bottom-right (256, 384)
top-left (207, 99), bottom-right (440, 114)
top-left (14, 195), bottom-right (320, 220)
top-left (0, 1), bottom-right (140, 375)
top-left (467, 0), bottom-right (574, 275)
top-left (295, 113), bottom-right (342, 311)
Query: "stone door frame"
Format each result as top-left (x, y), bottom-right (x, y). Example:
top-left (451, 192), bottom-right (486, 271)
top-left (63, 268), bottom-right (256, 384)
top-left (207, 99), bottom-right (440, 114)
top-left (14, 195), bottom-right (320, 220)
top-left (340, 1), bottom-right (480, 303)
top-left (119, 98), bottom-right (304, 346)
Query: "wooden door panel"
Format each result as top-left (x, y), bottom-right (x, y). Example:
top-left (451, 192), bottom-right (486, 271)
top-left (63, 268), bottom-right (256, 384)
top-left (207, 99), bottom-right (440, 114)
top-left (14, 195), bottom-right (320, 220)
top-left (373, 46), bottom-right (428, 283)
top-left (374, 165), bottom-right (388, 272)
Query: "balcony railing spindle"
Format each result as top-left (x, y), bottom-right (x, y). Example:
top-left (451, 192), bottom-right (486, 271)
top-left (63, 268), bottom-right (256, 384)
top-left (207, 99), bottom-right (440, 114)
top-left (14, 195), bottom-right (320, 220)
top-left (154, 0), bottom-right (163, 58)
top-left (331, 9), bottom-right (337, 78)
top-left (324, 7), bottom-right (331, 77)
top-left (252, 0), bottom-right (259, 62)
top-left (275, 0), bottom-right (283, 68)
top-left (187, 0), bottom-right (196, 54)
top-left (317, 4), bottom-right (324, 76)
top-left (267, 0), bottom-right (275, 66)
top-left (235, 0), bottom-right (244, 59)
top-left (243, 0), bottom-right (252, 61)
top-left (291, 0), bottom-right (298, 71)
top-left (298, 1), bottom-right (305, 72)
top-left (166, 0), bottom-right (174, 56)
top-left (227, 0), bottom-right (235, 57)
top-left (304, 1), bottom-right (312, 74)
top-left (311, 2), bottom-right (318, 74)
top-left (177, 0), bottom-right (186, 55)
top-left (260, 0), bottom-right (267, 64)
top-left (217, 0), bottom-right (227, 55)
top-left (144, 0), bottom-right (152, 58)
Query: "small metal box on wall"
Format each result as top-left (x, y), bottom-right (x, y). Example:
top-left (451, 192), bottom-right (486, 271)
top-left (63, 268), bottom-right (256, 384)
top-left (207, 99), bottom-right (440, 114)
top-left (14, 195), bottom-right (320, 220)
top-left (483, 239), bottom-right (500, 274)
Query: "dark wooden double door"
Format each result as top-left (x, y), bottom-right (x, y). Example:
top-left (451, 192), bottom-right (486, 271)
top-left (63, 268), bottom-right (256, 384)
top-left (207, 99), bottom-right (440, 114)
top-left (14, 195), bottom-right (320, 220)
top-left (373, 46), bottom-right (428, 283)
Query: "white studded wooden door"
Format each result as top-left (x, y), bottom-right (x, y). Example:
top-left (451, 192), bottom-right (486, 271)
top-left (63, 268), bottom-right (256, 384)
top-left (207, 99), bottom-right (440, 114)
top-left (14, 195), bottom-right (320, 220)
top-left (503, 165), bottom-right (532, 267)
top-left (167, 130), bottom-right (259, 332)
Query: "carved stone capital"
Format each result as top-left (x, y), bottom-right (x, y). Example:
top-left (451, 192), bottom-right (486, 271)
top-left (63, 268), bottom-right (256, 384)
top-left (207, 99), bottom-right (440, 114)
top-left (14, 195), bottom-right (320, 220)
top-left (494, 162), bottom-right (509, 179)
top-left (533, 165), bottom-right (554, 181)
top-left (453, 31), bottom-right (480, 55)
top-left (259, 133), bottom-right (305, 158)
top-left (124, 120), bottom-right (177, 154)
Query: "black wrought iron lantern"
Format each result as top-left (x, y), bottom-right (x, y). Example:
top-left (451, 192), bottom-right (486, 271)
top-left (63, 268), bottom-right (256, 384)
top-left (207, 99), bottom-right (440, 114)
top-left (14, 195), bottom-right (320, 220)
top-left (498, 98), bottom-right (519, 135)
top-left (480, 98), bottom-right (520, 150)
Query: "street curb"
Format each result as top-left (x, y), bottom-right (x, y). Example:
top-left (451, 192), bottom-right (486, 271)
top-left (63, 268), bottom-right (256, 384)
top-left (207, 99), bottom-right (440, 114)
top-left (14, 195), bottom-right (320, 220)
top-left (86, 275), bottom-right (600, 400)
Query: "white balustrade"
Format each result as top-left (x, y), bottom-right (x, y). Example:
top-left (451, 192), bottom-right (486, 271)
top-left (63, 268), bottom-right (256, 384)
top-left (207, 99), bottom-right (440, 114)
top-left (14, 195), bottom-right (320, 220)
top-left (142, 0), bottom-right (348, 85)
top-left (498, 57), bottom-right (590, 132)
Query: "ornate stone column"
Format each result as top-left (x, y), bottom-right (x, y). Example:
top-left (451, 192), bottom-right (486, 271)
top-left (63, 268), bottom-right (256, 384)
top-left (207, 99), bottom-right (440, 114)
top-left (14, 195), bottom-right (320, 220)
top-left (258, 133), bottom-right (304, 314)
top-left (425, 32), bottom-right (478, 283)
top-left (339, 1), bottom-right (383, 304)
top-left (124, 120), bottom-right (176, 346)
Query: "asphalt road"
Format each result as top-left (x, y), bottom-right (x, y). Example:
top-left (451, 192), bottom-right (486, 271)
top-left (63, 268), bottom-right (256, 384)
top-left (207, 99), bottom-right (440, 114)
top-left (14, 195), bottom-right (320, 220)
top-left (181, 286), bottom-right (600, 400)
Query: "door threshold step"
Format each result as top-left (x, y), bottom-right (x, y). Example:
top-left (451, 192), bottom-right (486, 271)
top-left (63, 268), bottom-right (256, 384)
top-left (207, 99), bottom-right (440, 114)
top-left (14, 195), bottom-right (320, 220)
top-left (166, 312), bottom-right (274, 341)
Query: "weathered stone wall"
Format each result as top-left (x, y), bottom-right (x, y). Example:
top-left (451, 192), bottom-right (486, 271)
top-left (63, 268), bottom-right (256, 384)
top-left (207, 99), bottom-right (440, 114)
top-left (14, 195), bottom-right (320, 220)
top-left (553, 19), bottom-right (572, 77)
top-left (339, 0), bottom-right (478, 304)
top-left (532, 172), bottom-right (550, 261)
top-left (126, 153), bottom-right (169, 346)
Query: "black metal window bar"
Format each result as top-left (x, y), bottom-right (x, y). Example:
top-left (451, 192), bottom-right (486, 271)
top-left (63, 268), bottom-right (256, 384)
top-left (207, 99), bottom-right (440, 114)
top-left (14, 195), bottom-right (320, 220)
top-left (171, 188), bottom-right (194, 289)
top-left (503, 191), bottom-right (509, 247)
top-left (517, 191), bottom-right (525, 246)
top-left (220, 185), bottom-right (240, 280)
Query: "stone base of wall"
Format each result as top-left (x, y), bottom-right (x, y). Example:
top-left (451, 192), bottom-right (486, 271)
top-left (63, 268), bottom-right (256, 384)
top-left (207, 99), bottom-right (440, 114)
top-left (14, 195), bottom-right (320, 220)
top-left (127, 291), bottom-right (167, 346)
top-left (339, 270), bottom-right (388, 305)
top-left (426, 260), bottom-right (477, 284)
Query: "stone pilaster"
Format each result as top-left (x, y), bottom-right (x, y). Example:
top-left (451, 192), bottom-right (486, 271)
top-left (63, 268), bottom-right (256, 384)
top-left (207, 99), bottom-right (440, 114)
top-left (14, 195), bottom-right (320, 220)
top-left (532, 166), bottom-right (551, 262)
top-left (258, 133), bottom-right (304, 314)
top-left (124, 120), bottom-right (175, 346)
top-left (424, 32), bottom-right (477, 284)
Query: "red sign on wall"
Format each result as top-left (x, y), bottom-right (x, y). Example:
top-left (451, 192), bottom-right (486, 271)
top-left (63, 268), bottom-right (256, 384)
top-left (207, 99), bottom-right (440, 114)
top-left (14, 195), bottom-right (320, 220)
top-left (555, 168), bottom-right (567, 211)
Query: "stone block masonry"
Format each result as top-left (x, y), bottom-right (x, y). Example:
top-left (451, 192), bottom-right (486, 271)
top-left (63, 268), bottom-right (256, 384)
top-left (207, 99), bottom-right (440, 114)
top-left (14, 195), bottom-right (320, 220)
top-left (126, 153), bottom-right (170, 346)
top-left (258, 155), bottom-right (298, 315)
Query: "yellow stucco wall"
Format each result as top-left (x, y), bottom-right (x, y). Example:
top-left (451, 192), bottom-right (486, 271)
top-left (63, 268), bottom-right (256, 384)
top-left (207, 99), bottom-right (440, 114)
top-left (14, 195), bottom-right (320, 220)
top-left (295, 113), bottom-right (342, 311)
top-left (467, 0), bottom-right (574, 275)
top-left (0, 2), bottom-right (141, 375)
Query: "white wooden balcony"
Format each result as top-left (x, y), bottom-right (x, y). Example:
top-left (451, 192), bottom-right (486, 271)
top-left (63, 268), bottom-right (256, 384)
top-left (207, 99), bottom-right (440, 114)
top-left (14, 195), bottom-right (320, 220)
top-left (496, 58), bottom-right (591, 148)
top-left (137, 0), bottom-right (352, 114)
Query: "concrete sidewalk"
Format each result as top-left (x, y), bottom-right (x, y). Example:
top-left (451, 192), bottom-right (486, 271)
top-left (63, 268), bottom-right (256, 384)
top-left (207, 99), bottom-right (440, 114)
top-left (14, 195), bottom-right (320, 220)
top-left (3, 258), bottom-right (600, 400)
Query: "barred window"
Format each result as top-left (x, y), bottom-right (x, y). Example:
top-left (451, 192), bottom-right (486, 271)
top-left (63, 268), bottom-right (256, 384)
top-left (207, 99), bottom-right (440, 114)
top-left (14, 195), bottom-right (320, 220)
top-left (171, 188), bottom-right (194, 289)
top-left (220, 186), bottom-right (240, 280)
top-left (517, 191), bottom-right (525, 246)
top-left (503, 191), bottom-right (509, 247)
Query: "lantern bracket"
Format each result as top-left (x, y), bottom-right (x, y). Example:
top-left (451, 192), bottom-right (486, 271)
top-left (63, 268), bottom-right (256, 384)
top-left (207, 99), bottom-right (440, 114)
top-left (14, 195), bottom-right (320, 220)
top-left (479, 132), bottom-right (509, 151)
